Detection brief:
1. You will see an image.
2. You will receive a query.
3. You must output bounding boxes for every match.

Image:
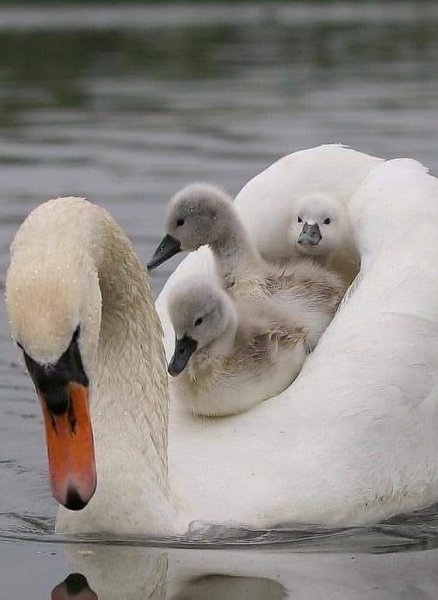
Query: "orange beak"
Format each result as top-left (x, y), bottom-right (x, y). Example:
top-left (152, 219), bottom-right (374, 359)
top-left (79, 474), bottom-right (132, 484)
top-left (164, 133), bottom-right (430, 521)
top-left (39, 382), bottom-right (97, 511)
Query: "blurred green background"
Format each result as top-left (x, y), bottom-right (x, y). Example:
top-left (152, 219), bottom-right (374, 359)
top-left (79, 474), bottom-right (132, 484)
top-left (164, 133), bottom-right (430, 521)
top-left (1, 0), bottom-right (438, 572)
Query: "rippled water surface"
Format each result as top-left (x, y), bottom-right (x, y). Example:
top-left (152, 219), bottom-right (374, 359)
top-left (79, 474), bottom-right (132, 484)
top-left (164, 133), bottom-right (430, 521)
top-left (1, 2), bottom-right (438, 597)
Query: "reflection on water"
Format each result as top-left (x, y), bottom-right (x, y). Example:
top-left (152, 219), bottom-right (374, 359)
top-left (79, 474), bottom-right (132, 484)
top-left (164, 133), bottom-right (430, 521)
top-left (52, 573), bottom-right (287, 600)
top-left (3, 541), bottom-right (436, 600)
top-left (5, 512), bottom-right (438, 598)
top-left (52, 574), bottom-right (98, 600)
top-left (169, 575), bottom-right (287, 600)
top-left (2, 0), bottom-right (438, 578)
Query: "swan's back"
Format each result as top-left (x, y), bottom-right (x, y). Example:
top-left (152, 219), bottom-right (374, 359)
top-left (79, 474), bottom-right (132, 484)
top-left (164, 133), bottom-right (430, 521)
top-left (163, 154), bottom-right (438, 527)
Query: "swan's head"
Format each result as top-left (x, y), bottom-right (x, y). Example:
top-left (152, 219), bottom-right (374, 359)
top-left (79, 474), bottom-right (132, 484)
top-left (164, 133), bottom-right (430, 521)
top-left (5, 200), bottom-right (102, 512)
top-left (289, 193), bottom-right (345, 257)
top-left (167, 279), bottom-right (237, 375)
top-left (148, 183), bottom-right (235, 270)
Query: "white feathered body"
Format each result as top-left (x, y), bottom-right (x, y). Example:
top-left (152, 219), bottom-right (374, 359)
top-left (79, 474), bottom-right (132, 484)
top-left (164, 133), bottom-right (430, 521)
top-left (8, 144), bottom-right (438, 535)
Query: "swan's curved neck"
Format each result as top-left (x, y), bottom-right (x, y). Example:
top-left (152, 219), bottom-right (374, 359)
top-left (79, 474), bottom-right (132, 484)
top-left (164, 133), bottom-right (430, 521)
top-left (57, 208), bottom-right (176, 533)
top-left (92, 218), bottom-right (169, 485)
top-left (7, 198), bottom-right (173, 533)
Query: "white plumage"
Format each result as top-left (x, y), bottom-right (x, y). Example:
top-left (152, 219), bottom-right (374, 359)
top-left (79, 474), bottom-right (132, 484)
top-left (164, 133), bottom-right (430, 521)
top-left (6, 144), bottom-right (438, 535)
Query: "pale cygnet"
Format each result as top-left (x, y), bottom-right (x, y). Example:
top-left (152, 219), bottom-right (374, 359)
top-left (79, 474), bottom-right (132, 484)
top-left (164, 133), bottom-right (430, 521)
top-left (167, 279), bottom-right (310, 417)
top-left (288, 192), bottom-right (360, 283)
top-left (289, 193), bottom-right (348, 259)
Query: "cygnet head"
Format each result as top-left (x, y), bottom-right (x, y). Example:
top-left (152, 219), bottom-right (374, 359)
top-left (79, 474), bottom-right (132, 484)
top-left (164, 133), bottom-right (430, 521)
top-left (148, 184), bottom-right (235, 270)
top-left (167, 279), bottom-right (238, 376)
top-left (289, 193), bottom-right (345, 257)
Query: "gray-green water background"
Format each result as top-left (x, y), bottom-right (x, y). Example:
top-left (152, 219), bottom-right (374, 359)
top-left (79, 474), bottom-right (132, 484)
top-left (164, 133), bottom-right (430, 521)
top-left (1, 2), bottom-right (438, 598)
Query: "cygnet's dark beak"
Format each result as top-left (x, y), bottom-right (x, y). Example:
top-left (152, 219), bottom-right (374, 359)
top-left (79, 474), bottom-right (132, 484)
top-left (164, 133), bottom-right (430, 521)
top-left (168, 335), bottom-right (198, 376)
top-left (148, 234), bottom-right (181, 270)
top-left (297, 223), bottom-right (322, 247)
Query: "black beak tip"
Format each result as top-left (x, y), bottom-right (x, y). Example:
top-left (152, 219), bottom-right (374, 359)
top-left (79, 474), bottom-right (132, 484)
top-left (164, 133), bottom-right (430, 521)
top-left (64, 487), bottom-right (89, 511)
top-left (168, 335), bottom-right (198, 376)
top-left (168, 360), bottom-right (182, 377)
top-left (63, 573), bottom-right (90, 594)
top-left (147, 257), bottom-right (160, 271)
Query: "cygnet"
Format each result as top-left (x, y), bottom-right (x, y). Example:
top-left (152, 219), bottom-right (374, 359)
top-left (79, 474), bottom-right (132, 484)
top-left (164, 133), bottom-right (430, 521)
top-left (288, 192), bottom-right (360, 283)
top-left (167, 279), bottom-right (311, 417)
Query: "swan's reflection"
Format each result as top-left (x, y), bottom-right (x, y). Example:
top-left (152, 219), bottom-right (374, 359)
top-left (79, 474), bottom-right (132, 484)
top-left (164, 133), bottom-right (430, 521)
top-left (52, 569), bottom-right (286, 600)
top-left (52, 573), bottom-right (97, 600)
top-left (63, 546), bottom-right (168, 600)
top-left (53, 545), bottom-right (287, 600)
top-left (169, 574), bottom-right (287, 600)
top-left (51, 543), bottom-right (438, 600)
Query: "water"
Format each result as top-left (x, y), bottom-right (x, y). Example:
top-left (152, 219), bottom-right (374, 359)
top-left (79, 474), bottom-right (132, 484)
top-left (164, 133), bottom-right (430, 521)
top-left (1, 2), bottom-right (438, 596)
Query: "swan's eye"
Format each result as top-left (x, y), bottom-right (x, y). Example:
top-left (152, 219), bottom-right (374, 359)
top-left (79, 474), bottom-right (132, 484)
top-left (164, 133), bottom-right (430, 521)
top-left (297, 216), bottom-right (302, 223)
top-left (324, 218), bottom-right (331, 225)
top-left (16, 340), bottom-right (23, 351)
top-left (194, 317), bottom-right (203, 327)
top-left (176, 219), bottom-right (185, 227)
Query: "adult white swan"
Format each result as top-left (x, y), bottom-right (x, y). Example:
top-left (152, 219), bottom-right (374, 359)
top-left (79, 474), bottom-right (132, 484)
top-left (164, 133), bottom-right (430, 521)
top-left (6, 145), bottom-right (438, 535)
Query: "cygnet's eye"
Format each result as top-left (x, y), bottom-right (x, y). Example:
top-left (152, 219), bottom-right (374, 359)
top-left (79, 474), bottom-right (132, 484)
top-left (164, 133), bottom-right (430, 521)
top-left (324, 218), bottom-right (331, 225)
top-left (194, 317), bottom-right (203, 327)
top-left (297, 216), bottom-right (302, 223)
top-left (176, 218), bottom-right (185, 227)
